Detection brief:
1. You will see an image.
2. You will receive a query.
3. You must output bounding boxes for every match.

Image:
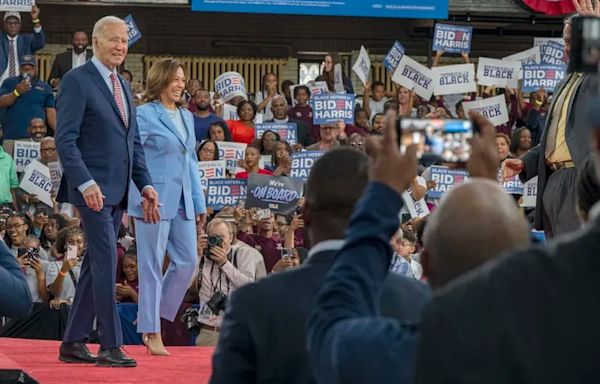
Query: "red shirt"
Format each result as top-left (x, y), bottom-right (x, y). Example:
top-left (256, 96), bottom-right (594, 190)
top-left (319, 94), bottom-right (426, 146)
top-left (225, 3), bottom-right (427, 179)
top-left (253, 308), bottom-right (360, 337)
top-left (227, 120), bottom-right (255, 144)
top-left (235, 169), bottom-right (273, 179)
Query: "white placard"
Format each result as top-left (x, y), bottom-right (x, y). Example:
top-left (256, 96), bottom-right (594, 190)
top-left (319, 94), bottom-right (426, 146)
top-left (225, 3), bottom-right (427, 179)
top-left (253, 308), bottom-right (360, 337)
top-left (334, 64), bottom-right (345, 94)
top-left (392, 55), bottom-right (435, 100)
top-left (0, 0), bottom-right (35, 12)
top-left (503, 46), bottom-right (542, 79)
top-left (214, 72), bottom-right (247, 102)
top-left (402, 188), bottom-right (430, 219)
top-left (477, 57), bottom-right (520, 89)
top-left (13, 141), bottom-right (40, 173)
top-left (217, 141), bottom-right (247, 174)
top-left (462, 95), bottom-right (509, 127)
top-left (289, 81), bottom-right (329, 107)
top-left (534, 37), bottom-right (564, 47)
top-left (47, 161), bottom-right (62, 196)
top-left (198, 160), bottom-right (227, 190)
top-left (19, 159), bottom-right (52, 207)
top-left (352, 46), bottom-right (371, 86)
top-left (520, 176), bottom-right (538, 208)
top-left (432, 63), bottom-right (476, 96)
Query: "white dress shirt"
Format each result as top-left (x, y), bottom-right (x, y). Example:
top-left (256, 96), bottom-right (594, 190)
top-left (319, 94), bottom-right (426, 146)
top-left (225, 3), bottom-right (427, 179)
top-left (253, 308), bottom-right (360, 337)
top-left (71, 51), bottom-right (87, 69)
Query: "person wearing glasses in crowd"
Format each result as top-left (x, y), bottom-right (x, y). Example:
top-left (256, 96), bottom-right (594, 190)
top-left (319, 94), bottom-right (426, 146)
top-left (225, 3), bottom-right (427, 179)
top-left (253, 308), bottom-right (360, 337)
top-left (197, 140), bottom-right (220, 162)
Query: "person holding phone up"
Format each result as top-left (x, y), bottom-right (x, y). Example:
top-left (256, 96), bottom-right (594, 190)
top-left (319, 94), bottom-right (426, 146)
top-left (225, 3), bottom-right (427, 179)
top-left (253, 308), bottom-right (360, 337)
top-left (46, 227), bottom-right (85, 308)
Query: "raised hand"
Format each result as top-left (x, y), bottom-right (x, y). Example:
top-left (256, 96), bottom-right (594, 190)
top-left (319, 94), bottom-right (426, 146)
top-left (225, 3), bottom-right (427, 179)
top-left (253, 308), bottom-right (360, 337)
top-left (572, 0), bottom-right (600, 16)
top-left (467, 111), bottom-right (500, 180)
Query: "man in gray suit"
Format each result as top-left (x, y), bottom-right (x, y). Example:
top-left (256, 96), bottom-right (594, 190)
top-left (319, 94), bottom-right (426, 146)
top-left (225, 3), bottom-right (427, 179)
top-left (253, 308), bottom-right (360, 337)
top-left (503, 4), bottom-right (598, 237)
top-left (210, 148), bottom-right (431, 384)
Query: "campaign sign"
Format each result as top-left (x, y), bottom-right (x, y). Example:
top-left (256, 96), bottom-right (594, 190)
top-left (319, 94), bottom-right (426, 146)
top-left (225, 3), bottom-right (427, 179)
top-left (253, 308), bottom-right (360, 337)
top-left (255, 123), bottom-right (298, 145)
top-left (500, 174), bottom-right (524, 195)
top-left (432, 23), bottom-right (473, 54)
top-left (534, 37), bottom-right (563, 47)
top-left (206, 178), bottom-right (247, 210)
top-left (334, 64), bottom-right (345, 94)
top-left (192, 0), bottom-right (449, 19)
top-left (428, 166), bottom-right (469, 199)
top-left (0, 0), bottom-right (34, 12)
top-left (503, 46), bottom-right (541, 79)
top-left (215, 72), bottom-right (247, 102)
top-left (19, 160), bottom-right (52, 207)
top-left (13, 141), bottom-right (40, 173)
top-left (540, 41), bottom-right (566, 65)
top-left (352, 46), bottom-right (371, 86)
top-left (198, 160), bottom-right (226, 190)
top-left (259, 155), bottom-right (272, 170)
top-left (477, 58), bottom-right (520, 89)
top-left (522, 64), bottom-right (566, 93)
top-left (124, 15), bottom-right (142, 47)
top-left (383, 41), bottom-right (405, 72)
top-left (245, 174), bottom-right (304, 215)
top-left (290, 151), bottom-right (325, 181)
top-left (392, 55), bottom-right (435, 100)
top-left (520, 176), bottom-right (538, 208)
top-left (312, 94), bottom-right (355, 125)
top-left (216, 141), bottom-right (246, 174)
top-left (402, 190), bottom-right (430, 219)
top-left (462, 95), bottom-right (509, 127)
top-left (289, 81), bottom-right (329, 107)
top-left (47, 161), bottom-right (62, 196)
top-left (432, 63), bottom-right (476, 96)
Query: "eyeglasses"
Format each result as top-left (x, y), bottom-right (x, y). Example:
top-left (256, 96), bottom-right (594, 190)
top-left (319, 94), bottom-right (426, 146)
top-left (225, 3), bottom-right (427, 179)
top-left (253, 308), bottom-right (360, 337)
top-left (201, 148), bottom-right (216, 154)
top-left (41, 147), bottom-right (56, 152)
top-left (6, 223), bottom-right (25, 230)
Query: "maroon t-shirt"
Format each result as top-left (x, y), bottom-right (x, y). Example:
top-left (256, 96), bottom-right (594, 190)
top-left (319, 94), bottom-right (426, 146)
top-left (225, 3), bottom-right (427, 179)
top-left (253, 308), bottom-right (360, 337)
top-left (238, 232), bottom-right (282, 273)
top-left (288, 105), bottom-right (318, 143)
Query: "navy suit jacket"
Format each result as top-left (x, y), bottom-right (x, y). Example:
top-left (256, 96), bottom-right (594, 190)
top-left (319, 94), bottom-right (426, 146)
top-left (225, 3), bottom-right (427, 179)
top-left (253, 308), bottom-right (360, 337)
top-left (0, 30), bottom-right (46, 74)
top-left (55, 60), bottom-right (152, 207)
top-left (307, 182), bottom-right (421, 384)
top-left (0, 241), bottom-right (32, 317)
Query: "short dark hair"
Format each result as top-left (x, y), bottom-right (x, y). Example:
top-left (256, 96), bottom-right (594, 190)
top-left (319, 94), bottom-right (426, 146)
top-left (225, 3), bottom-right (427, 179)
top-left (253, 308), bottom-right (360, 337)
top-left (55, 226), bottom-right (85, 255)
top-left (197, 140), bottom-right (220, 161)
top-left (294, 85), bottom-right (310, 99)
top-left (237, 100), bottom-right (258, 119)
top-left (371, 81), bottom-right (385, 92)
top-left (372, 113), bottom-right (384, 124)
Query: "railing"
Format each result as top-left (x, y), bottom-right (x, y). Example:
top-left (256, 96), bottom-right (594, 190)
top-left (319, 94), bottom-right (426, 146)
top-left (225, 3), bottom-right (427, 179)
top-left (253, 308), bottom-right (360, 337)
top-left (36, 53), bottom-right (54, 82)
top-left (143, 55), bottom-right (288, 95)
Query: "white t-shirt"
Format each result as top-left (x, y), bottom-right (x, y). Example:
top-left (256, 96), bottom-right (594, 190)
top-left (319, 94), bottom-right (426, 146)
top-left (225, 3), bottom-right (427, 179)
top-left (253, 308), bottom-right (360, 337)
top-left (254, 91), bottom-right (282, 122)
top-left (46, 260), bottom-right (81, 301)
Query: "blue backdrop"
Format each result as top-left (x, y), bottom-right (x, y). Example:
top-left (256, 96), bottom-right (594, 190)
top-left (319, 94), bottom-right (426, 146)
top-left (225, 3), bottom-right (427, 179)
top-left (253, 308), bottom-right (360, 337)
top-left (191, 0), bottom-right (448, 19)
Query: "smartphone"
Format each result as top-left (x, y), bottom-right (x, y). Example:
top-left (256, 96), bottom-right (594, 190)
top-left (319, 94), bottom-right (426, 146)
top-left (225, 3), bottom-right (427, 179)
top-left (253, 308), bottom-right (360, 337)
top-left (397, 119), bottom-right (473, 163)
top-left (281, 248), bottom-right (293, 261)
top-left (256, 208), bottom-right (271, 221)
top-left (66, 244), bottom-right (78, 260)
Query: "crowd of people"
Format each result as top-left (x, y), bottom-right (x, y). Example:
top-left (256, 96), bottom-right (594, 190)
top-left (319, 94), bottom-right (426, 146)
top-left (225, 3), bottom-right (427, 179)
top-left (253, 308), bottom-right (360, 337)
top-left (0, 0), bottom-right (599, 380)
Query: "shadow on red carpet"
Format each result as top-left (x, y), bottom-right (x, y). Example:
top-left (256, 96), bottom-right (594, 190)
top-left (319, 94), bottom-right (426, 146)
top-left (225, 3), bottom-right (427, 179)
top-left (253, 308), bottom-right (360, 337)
top-left (0, 338), bottom-right (214, 383)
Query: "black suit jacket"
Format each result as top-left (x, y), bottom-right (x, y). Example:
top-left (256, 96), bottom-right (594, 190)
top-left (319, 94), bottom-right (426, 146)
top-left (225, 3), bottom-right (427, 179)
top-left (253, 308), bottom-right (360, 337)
top-left (48, 49), bottom-right (93, 84)
top-left (265, 118), bottom-right (312, 147)
top-left (416, 213), bottom-right (600, 383)
top-left (520, 73), bottom-right (598, 231)
top-left (210, 248), bottom-right (431, 384)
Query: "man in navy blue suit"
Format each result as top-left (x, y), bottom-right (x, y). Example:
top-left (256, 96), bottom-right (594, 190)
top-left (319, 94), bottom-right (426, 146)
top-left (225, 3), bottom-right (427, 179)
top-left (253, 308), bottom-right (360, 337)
top-left (0, 240), bottom-right (32, 318)
top-left (55, 16), bottom-right (159, 368)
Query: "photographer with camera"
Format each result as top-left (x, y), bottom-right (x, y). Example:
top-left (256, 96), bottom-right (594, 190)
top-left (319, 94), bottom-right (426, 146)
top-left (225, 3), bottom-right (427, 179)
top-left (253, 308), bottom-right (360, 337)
top-left (194, 218), bottom-right (257, 346)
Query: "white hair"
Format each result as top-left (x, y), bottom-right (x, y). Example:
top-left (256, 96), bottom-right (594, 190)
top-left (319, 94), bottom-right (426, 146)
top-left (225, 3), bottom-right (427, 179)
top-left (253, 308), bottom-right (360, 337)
top-left (92, 16), bottom-right (125, 39)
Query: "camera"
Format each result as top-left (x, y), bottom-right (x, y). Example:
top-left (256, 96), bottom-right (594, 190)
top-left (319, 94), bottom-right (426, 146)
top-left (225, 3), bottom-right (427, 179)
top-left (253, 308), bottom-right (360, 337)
top-left (206, 291), bottom-right (229, 315)
top-left (180, 307), bottom-right (201, 333)
top-left (204, 234), bottom-right (224, 257)
top-left (570, 16), bottom-right (600, 73)
top-left (18, 247), bottom-right (39, 261)
top-left (23, 72), bottom-right (32, 83)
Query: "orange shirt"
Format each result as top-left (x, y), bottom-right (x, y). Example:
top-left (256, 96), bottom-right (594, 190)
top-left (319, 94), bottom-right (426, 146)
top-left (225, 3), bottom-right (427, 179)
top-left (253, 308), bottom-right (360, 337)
top-left (227, 120), bottom-right (255, 144)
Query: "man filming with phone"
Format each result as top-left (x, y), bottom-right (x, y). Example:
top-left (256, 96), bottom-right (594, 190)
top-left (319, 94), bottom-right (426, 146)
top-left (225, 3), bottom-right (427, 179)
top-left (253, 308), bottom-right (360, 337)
top-left (194, 218), bottom-right (258, 346)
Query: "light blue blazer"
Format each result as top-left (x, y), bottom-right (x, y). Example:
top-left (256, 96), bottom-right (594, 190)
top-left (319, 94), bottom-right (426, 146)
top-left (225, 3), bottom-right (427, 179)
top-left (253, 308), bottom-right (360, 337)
top-left (128, 101), bottom-right (206, 220)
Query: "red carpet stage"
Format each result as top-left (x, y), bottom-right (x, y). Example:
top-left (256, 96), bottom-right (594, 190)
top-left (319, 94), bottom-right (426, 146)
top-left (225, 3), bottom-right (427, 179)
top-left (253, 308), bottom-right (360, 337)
top-left (0, 338), bottom-right (214, 383)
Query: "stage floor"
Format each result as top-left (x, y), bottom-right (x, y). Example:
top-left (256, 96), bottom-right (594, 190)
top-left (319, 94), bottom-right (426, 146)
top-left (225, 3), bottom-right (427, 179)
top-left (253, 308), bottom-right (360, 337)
top-left (0, 338), bottom-right (214, 383)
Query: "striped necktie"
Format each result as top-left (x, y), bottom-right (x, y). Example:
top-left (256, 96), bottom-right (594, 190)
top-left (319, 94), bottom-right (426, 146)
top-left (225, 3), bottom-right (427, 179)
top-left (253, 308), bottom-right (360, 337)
top-left (8, 39), bottom-right (16, 78)
top-left (110, 73), bottom-right (128, 127)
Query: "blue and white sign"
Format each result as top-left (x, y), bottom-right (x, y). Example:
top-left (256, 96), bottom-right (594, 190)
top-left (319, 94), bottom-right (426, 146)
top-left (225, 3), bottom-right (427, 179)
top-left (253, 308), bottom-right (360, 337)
top-left (352, 46), bottom-right (371, 86)
top-left (520, 176), bottom-right (538, 208)
top-left (392, 54), bottom-right (435, 100)
top-left (383, 41), bottom-right (405, 72)
top-left (255, 123), bottom-right (298, 145)
top-left (432, 63), bottom-right (476, 96)
top-left (462, 95), bottom-right (509, 127)
top-left (124, 15), bottom-right (142, 47)
top-left (312, 94), bottom-right (355, 125)
top-left (0, 0), bottom-right (35, 12)
top-left (198, 160), bottom-right (227, 190)
top-left (13, 141), bottom-right (40, 173)
top-left (540, 41), bottom-right (566, 65)
top-left (246, 174), bottom-right (304, 215)
top-left (216, 141), bottom-right (246, 174)
top-left (500, 174), bottom-right (524, 195)
top-left (19, 160), bottom-right (52, 207)
top-left (432, 23), bottom-right (473, 54)
top-left (290, 151), bottom-right (325, 182)
top-left (522, 64), bottom-right (566, 93)
top-left (206, 178), bottom-right (247, 210)
top-left (428, 166), bottom-right (469, 199)
top-left (477, 57), bottom-right (520, 89)
top-left (215, 72), bottom-right (247, 102)
top-left (191, 0), bottom-right (448, 19)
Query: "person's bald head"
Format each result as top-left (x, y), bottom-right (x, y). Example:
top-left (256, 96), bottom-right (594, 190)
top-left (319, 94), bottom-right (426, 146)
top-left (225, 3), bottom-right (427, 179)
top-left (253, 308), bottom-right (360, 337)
top-left (422, 179), bottom-right (530, 289)
top-left (304, 149), bottom-right (369, 245)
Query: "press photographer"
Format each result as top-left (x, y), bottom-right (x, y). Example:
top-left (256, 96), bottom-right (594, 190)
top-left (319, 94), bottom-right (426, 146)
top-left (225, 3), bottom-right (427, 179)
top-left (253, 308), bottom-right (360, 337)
top-left (192, 218), bottom-right (258, 346)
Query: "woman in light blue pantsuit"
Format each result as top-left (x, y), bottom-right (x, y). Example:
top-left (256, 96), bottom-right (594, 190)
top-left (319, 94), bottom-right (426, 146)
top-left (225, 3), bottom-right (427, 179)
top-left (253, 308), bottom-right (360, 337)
top-left (128, 58), bottom-right (206, 356)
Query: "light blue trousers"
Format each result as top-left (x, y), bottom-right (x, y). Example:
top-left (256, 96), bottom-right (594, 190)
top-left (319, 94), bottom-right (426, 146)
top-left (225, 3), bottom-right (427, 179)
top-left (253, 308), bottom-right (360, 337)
top-left (135, 209), bottom-right (197, 333)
